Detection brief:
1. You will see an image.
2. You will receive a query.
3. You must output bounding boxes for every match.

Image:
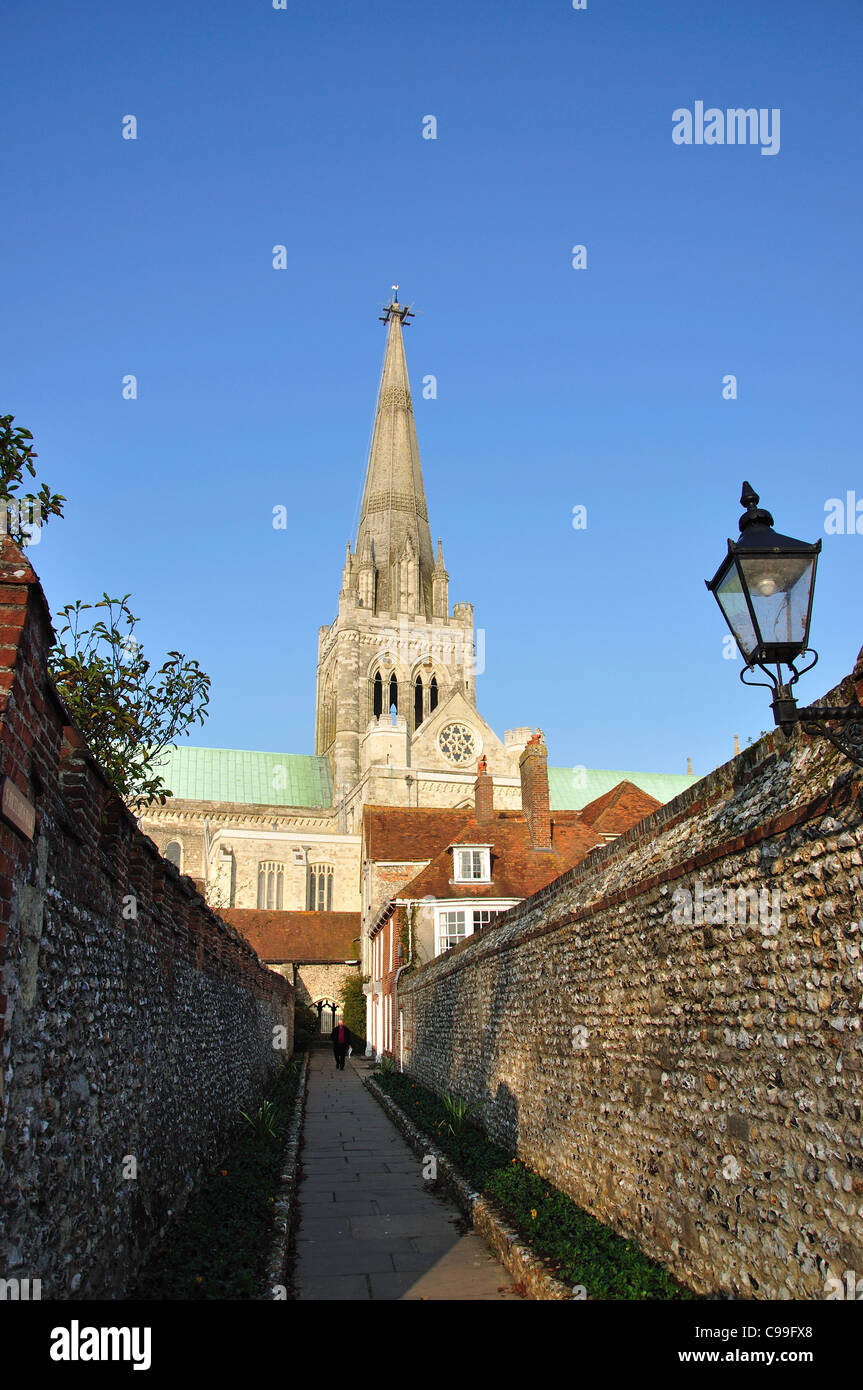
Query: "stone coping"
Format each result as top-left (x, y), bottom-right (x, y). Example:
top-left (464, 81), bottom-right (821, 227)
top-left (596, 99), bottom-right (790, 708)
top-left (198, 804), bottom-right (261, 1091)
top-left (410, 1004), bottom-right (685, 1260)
top-left (362, 1069), bottom-right (573, 1301)
top-left (259, 1052), bottom-right (310, 1299)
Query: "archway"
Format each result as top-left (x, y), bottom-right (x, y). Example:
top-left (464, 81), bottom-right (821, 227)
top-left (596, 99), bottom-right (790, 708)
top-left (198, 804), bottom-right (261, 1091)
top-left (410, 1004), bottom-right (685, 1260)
top-left (314, 998), bottom-right (343, 1035)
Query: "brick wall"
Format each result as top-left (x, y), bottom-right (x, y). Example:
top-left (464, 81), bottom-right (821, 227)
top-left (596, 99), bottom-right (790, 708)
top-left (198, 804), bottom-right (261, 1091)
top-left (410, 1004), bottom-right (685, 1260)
top-left (399, 658), bottom-right (863, 1299)
top-left (0, 541), bottom-right (293, 1298)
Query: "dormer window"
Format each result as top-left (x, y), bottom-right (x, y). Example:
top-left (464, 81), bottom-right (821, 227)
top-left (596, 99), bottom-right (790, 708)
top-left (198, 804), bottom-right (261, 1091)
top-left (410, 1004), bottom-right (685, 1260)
top-left (454, 847), bottom-right (491, 882)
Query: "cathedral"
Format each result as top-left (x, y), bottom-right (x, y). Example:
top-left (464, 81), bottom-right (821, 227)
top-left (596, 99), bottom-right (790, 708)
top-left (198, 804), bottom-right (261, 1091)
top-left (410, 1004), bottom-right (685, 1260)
top-left (138, 293), bottom-right (696, 919)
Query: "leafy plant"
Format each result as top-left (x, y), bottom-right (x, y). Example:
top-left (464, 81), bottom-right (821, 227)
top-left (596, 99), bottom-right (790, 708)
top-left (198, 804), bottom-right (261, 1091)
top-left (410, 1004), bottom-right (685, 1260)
top-left (240, 1099), bottom-right (285, 1143)
top-left (440, 1091), bottom-right (475, 1136)
top-left (48, 594), bottom-right (210, 806)
top-left (378, 1053), bottom-right (397, 1076)
top-left (0, 414), bottom-right (65, 548)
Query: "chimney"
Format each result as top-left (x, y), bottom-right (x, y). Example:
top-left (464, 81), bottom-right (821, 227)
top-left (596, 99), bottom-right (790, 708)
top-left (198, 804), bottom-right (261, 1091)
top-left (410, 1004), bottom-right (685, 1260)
top-left (474, 755), bottom-right (493, 823)
top-left (519, 733), bottom-right (551, 850)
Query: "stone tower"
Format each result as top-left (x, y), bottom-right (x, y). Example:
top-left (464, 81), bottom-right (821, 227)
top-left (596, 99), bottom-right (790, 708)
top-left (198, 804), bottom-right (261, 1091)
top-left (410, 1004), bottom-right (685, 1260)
top-left (315, 292), bottom-right (478, 805)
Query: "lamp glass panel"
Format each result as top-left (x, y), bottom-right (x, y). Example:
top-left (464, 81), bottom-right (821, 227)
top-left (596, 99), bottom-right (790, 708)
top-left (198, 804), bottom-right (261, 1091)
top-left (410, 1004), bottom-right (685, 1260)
top-left (737, 554), bottom-right (816, 651)
top-left (715, 563), bottom-right (759, 659)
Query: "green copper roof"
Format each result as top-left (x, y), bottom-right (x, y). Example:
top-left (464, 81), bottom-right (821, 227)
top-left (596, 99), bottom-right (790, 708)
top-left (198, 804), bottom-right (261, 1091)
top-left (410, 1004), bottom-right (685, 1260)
top-left (153, 746), bottom-right (333, 808)
top-left (151, 746), bottom-right (693, 814)
top-left (548, 766), bottom-right (699, 811)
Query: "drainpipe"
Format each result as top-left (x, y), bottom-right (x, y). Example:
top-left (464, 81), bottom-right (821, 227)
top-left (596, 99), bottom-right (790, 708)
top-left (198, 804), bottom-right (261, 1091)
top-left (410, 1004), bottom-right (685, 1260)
top-left (392, 901), bottom-right (413, 1073)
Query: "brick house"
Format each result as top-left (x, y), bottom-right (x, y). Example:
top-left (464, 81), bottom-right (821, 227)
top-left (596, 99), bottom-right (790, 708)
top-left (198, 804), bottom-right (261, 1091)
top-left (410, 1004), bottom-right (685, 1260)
top-left (363, 736), bottom-right (662, 1060)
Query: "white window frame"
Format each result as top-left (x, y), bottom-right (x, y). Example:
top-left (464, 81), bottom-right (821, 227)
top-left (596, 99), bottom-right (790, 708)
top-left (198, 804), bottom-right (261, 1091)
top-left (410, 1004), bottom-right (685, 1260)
top-left (437, 908), bottom-right (469, 954)
top-left (453, 846), bottom-right (491, 883)
top-left (472, 908), bottom-right (504, 931)
top-left (434, 900), bottom-right (516, 957)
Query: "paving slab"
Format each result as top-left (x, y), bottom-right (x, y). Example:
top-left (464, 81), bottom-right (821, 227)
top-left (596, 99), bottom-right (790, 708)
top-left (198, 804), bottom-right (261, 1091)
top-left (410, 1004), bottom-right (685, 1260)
top-left (292, 1048), bottom-right (521, 1302)
top-left (299, 1274), bottom-right (371, 1301)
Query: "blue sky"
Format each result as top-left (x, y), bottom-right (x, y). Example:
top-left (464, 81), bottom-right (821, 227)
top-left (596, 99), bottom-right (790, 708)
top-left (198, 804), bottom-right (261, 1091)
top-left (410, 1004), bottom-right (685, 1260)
top-left (2, 0), bottom-right (861, 778)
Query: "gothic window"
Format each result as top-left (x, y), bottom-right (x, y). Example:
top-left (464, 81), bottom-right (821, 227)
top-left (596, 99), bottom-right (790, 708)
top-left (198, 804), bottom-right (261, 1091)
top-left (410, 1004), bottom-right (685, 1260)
top-left (373, 670), bottom-right (383, 719)
top-left (429, 675), bottom-right (439, 713)
top-left (257, 861), bottom-right (284, 910)
top-left (414, 675), bottom-right (423, 728)
top-left (165, 841), bottom-right (182, 869)
top-left (308, 864), bottom-right (334, 911)
top-left (389, 673), bottom-right (398, 715)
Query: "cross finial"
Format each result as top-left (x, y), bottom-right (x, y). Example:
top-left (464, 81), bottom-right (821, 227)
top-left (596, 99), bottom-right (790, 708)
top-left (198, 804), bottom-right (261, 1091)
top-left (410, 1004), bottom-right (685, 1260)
top-left (379, 288), bottom-right (415, 325)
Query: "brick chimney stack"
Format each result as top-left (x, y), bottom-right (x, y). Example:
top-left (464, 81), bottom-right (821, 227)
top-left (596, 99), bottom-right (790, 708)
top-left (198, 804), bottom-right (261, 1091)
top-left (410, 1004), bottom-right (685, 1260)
top-left (474, 755), bottom-right (494, 823)
top-left (519, 733), bottom-right (552, 850)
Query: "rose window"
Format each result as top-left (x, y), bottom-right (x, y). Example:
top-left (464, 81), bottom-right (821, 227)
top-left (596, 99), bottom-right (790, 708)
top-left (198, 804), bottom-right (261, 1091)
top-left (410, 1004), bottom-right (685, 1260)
top-left (438, 723), bottom-right (477, 764)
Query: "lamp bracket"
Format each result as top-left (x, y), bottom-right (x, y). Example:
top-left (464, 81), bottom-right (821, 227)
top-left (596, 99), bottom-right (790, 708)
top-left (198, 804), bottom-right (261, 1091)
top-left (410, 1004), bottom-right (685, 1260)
top-left (739, 649), bottom-right (819, 696)
top-left (799, 713), bottom-right (863, 770)
top-left (740, 665), bottom-right (778, 695)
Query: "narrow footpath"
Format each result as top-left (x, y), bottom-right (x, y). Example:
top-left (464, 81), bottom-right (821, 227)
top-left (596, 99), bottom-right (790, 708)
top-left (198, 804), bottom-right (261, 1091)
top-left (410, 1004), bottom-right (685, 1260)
top-left (293, 1046), bottom-right (521, 1300)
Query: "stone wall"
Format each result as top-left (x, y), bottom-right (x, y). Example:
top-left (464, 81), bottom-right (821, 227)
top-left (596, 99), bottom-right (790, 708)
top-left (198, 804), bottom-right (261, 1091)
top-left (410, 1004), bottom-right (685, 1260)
top-left (0, 541), bottom-right (293, 1299)
top-left (398, 659), bottom-right (863, 1299)
top-left (293, 963), bottom-right (356, 1016)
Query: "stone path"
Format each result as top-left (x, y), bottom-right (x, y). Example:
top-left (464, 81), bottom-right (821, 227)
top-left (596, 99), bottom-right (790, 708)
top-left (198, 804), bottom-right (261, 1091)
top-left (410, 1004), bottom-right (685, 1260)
top-left (293, 1047), bottom-right (521, 1300)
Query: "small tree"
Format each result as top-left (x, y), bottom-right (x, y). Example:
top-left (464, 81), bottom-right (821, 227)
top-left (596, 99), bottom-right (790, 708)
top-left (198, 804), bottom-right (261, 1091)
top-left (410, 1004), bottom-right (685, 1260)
top-left (0, 414), bottom-right (65, 547)
top-left (49, 594), bottom-right (211, 806)
top-left (340, 971), bottom-right (366, 1041)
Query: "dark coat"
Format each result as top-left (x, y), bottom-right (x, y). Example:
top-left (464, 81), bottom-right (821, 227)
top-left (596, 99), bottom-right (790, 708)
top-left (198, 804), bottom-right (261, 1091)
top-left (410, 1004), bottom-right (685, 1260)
top-left (331, 1023), bottom-right (354, 1053)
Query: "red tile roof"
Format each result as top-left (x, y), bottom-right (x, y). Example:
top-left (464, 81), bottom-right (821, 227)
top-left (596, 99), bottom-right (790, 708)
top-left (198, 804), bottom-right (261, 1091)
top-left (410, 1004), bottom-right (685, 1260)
top-left (400, 812), bottom-right (603, 902)
top-left (578, 779), bottom-right (661, 835)
top-left (222, 910), bottom-right (361, 963)
top-left (362, 780), bottom-right (658, 907)
top-left (362, 806), bottom-right (472, 863)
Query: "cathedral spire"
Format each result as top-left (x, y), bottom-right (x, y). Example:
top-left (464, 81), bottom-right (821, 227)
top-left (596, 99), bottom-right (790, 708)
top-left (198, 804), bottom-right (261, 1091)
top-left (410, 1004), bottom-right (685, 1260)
top-left (355, 290), bottom-right (435, 615)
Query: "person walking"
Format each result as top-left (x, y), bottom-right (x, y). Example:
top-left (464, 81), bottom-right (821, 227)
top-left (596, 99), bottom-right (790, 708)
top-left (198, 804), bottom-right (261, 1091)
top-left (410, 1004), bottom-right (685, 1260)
top-left (331, 1020), bottom-right (354, 1070)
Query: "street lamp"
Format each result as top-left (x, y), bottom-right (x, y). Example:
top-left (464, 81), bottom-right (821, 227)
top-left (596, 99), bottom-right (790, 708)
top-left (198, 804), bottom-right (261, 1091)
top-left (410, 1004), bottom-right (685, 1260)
top-left (707, 481), bottom-right (863, 767)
